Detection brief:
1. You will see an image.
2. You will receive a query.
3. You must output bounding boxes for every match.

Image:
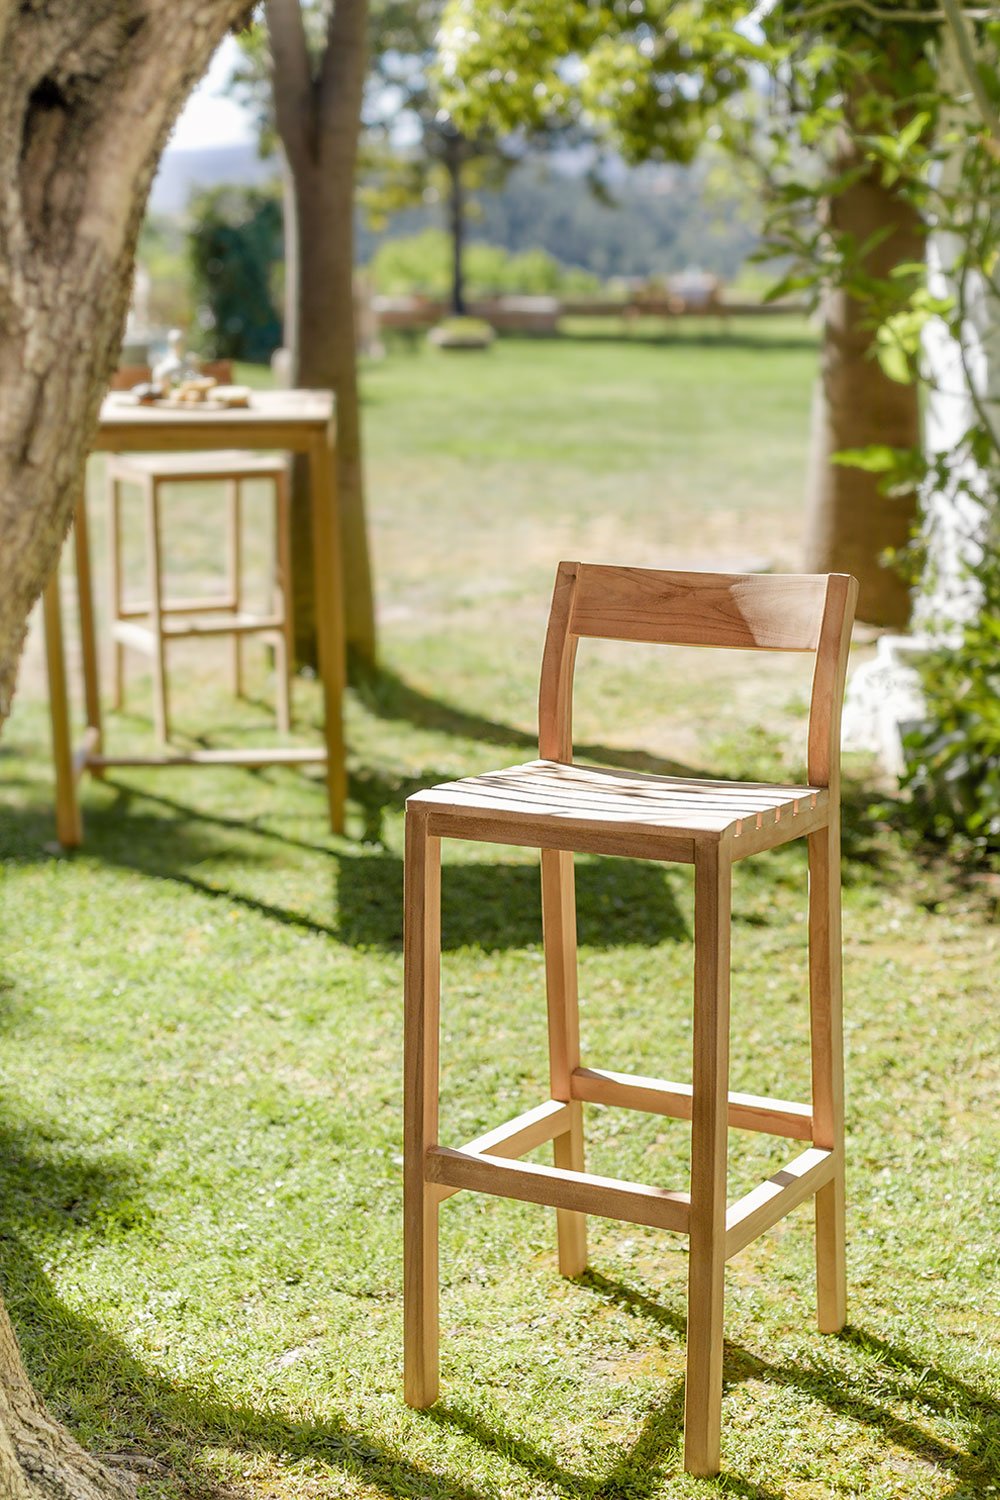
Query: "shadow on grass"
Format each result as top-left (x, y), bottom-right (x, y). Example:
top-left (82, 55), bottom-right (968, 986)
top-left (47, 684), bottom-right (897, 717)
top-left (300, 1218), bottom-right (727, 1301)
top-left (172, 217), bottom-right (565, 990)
top-left (567, 1272), bottom-right (999, 1497)
top-left (0, 1082), bottom-right (995, 1498)
top-left (4, 661), bottom-right (984, 925)
top-left (432, 1271), bottom-right (998, 1499)
top-left (353, 666), bottom-right (698, 780)
top-left (334, 847), bottom-right (688, 950)
top-left (0, 791), bottom-right (688, 951)
top-left (431, 1389), bottom-right (788, 1500)
top-left (0, 1125), bottom-right (490, 1499)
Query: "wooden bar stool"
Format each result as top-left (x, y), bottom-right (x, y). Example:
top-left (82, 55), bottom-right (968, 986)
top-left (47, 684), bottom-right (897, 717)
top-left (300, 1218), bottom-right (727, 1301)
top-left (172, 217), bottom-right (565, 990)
top-left (403, 562), bottom-right (858, 1477)
top-left (106, 451), bottom-right (293, 744)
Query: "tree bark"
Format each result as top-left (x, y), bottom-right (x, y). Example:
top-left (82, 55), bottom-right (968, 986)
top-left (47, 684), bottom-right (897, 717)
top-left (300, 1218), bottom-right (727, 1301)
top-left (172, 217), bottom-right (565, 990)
top-left (267, 0), bottom-right (375, 672)
top-left (0, 1301), bottom-right (133, 1500)
top-left (0, 1), bottom-right (248, 1491)
top-left (804, 134), bottom-right (925, 627)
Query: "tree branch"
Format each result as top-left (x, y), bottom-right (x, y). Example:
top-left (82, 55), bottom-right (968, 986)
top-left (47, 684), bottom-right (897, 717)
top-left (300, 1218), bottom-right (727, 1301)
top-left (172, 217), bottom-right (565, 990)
top-left (265, 0), bottom-right (314, 158)
top-left (939, 0), bottom-right (1000, 144)
top-left (762, 0), bottom-right (996, 24)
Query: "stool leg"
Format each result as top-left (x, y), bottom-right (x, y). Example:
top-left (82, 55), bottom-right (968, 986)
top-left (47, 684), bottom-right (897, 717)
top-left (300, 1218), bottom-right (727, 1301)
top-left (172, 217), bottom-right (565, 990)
top-left (403, 810), bottom-right (442, 1408)
top-left (227, 478), bottom-right (243, 699)
top-left (274, 468), bottom-right (293, 732)
top-left (540, 847), bottom-right (587, 1276)
top-left (74, 477), bottom-right (103, 761)
top-left (809, 822), bottom-right (847, 1333)
top-left (684, 842), bottom-right (731, 1478)
top-left (143, 478), bottom-right (170, 746)
top-left (108, 475), bottom-right (125, 711)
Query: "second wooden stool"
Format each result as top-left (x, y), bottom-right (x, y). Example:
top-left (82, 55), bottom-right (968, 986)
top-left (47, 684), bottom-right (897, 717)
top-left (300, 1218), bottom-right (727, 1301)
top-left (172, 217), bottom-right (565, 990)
top-left (106, 451), bottom-right (293, 744)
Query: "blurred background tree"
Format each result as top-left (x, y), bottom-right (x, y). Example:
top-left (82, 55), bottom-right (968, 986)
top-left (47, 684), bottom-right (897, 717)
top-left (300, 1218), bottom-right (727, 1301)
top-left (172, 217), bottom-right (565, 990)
top-left (235, 0), bottom-right (373, 671)
top-left (757, 6), bottom-right (936, 627)
top-left (359, 0), bottom-right (513, 316)
top-left (438, 0), bottom-right (932, 626)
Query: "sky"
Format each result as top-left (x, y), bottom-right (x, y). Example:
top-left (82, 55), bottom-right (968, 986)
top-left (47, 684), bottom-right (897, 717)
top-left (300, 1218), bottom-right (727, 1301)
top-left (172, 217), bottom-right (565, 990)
top-left (168, 38), bottom-right (256, 152)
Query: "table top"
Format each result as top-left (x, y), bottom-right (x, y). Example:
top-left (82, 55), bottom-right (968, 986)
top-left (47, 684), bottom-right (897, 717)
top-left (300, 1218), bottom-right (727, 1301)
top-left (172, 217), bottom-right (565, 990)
top-left (98, 388), bottom-right (334, 432)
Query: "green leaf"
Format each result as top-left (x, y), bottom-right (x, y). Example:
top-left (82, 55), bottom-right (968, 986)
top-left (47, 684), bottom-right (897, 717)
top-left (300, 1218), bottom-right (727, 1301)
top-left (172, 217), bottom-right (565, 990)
top-left (896, 111), bottom-right (932, 156)
top-left (762, 273), bottom-right (815, 304)
top-left (877, 343), bottom-right (911, 384)
top-left (831, 445), bottom-right (901, 473)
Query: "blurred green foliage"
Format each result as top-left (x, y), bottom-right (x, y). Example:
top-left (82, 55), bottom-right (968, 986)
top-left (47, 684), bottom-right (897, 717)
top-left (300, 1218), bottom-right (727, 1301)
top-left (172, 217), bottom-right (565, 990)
top-left (188, 184), bottom-right (284, 363)
top-left (371, 228), bottom-right (601, 298)
top-left (136, 215), bottom-right (194, 330)
top-left (902, 544), bottom-right (1000, 861)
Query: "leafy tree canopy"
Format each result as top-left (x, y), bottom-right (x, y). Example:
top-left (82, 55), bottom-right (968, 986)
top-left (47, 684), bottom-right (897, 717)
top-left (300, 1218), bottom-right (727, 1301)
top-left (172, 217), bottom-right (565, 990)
top-left (436, 0), bottom-right (761, 164)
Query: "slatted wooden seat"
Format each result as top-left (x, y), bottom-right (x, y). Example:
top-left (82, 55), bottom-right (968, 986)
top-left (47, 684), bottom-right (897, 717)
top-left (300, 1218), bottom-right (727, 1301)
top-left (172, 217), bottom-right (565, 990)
top-left (403, 561), bottom-right (859, 1478)
top-left (415, 760), bottom-right (829, 853)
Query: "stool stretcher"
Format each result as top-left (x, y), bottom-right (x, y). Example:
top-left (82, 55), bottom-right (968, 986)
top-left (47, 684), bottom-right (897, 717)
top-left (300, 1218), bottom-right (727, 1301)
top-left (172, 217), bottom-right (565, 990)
top-left (571, 1066), bottom-right (814, 1140)
top-left (429, 1098), bottom-right (836, 1253)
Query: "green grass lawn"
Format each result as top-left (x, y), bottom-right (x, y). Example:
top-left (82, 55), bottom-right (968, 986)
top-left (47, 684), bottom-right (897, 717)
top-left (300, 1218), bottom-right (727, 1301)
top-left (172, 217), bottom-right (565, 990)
top-left (1, 325), bottom-right (997, 1499)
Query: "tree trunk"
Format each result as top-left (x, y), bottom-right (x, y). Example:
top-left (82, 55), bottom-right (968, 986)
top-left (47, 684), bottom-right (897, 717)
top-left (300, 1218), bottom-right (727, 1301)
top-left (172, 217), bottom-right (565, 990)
top-left (0, 0), bottom-right (247, 1490)
top-left (280, 150), bottom-right (299, 370)
top-left (288, 158), bottom-right (374, 670)
top-left (267, 0), bottom-right (375, 673)
top-left (804, 135), bottom-right (925, 627)
top-left (446, 141), bottom-right (467, 317)
top-left (0, 1302), bottom-right (133, 1500)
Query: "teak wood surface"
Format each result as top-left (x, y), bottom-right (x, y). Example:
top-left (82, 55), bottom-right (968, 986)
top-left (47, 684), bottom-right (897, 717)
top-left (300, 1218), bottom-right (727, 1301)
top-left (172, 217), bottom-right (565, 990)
top-left (403, 561), bottom-right (858, 1479)
top-left (43, 390), bottom-right (345, 843)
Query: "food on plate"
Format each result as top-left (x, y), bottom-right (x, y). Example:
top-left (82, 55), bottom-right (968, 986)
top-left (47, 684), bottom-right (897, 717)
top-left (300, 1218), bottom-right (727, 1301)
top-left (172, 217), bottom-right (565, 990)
top-left (175, 376), bottom-right (218, 402)
top-left (212, 385), bottom-right (252, 408)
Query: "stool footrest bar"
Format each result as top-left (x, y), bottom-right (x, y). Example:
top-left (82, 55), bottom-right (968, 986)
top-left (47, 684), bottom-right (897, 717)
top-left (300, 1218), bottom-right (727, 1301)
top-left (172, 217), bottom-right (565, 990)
top-left (426, 1146), bottom-right (691, 1232)
top-left (463, 1098), bottom-right (572, 1158)
top-left (86, 747), bottom-right (326, 769)
top-left (572, 1067), bottom-right (813, 1140)
top-left (434, 1100), bottom-right (573, 1202)
top-left (725, 1147), bottom-right (835, 1260)
top-left (112, 615), bottom-right (284, 649)
top-left (118, 596), bottom-right (239, 619)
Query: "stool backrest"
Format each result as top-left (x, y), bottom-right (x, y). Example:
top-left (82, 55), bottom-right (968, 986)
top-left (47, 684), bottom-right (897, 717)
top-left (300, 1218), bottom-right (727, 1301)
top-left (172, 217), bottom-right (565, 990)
top-left (538, 562), bottom-right (858, 791)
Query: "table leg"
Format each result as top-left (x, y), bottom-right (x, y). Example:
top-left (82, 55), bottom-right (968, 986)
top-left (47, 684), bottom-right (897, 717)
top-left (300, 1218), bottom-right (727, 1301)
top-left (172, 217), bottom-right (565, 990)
top-left (307, 428), bottom-right (346, 834)
top-left (43, 570), bottom-right (82, 848)
top-left (74, 483), bottom-right (103, 771)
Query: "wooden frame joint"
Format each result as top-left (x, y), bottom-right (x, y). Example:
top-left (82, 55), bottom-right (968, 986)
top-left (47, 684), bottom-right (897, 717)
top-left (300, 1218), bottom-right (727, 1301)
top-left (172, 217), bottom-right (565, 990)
top-left (431, 1099), bottom-right (572, 1202)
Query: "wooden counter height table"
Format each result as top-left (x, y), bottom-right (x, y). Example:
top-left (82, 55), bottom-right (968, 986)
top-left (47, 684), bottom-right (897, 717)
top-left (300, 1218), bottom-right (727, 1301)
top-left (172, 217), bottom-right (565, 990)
top-left (43, 388), bottom-right (346, 845)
